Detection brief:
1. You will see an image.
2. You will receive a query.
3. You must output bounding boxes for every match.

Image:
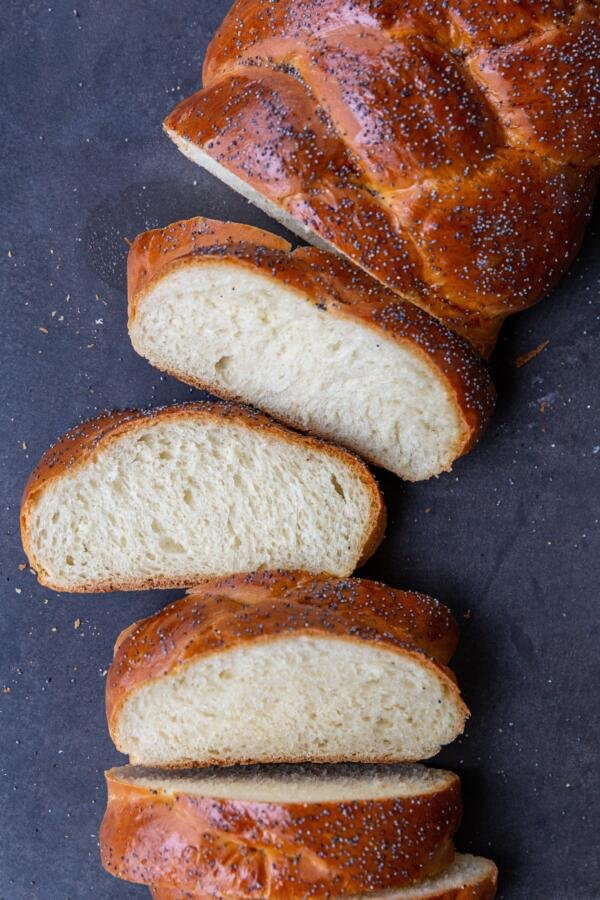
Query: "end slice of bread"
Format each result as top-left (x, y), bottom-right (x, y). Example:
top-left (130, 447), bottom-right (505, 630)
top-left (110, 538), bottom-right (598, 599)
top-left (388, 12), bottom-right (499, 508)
top-left (149, 853), bottom-right (498, 899)
top-left (106, 572), bottom-right (468, 766)
top-left (100, 763), bottom-right (462, 897)
top-left (20, 403), bottom-right (384, 591)
top-left (128, 216), bottom-right (495, 481)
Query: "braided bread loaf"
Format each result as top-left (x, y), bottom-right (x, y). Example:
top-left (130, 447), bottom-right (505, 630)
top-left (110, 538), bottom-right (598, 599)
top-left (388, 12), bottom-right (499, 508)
top-left (165, 0), bottom-right (599, 355)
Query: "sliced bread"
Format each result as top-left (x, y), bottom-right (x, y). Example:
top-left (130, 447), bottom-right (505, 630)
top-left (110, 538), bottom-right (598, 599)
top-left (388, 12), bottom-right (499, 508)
top-left (100, 763), bottom-right (462, 897)
top-left (106, 572), bottom-right (468, 766)
top-left (128, 217), bottom-right (495, 481)
top-left (20, 403), bottom-right (385, 591)
top-left (149, 854), bottom-right (498, 899)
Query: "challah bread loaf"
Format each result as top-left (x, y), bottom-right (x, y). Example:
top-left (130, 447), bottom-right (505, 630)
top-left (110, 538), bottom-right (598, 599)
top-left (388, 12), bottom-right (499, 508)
top-left (164, 0), bottom-right (599, 355)
top-left (149, 854), bottom-right (498, 899)
top-left (106, 572), bottom-right (468, 766)
top-left (128, 217), bottom-right (494, 481)
top-left (100, 763), bottom-right (462, 897)
top-left (20, 404), bottom-right (384, 592)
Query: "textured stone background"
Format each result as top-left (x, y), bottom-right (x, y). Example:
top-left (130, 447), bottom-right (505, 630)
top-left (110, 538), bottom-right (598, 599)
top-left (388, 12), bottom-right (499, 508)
top-left (1, 2), bottom-right (599, 898)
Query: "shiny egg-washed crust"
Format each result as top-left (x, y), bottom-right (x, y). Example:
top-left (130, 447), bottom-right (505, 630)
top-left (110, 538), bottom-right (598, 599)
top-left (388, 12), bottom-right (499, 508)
top-left (148, 880), bottom-right (497, 900)
top-left (148, 854), bottom-right (498, 899)
top-left (100, 764), bottom-right (461, 896)
top-left (128, 216), bottom-right (495, 467)
top-left (106, 571), bottom-right (467, 765)
top-left (164, 0), bottom-right (599, 356)
top-left (20, 404), bottom-right (385, 592)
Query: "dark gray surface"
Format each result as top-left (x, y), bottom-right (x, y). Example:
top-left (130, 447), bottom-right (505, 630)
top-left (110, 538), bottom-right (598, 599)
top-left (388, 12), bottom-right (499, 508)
top-left (1, 2), bottom-right (599, 898)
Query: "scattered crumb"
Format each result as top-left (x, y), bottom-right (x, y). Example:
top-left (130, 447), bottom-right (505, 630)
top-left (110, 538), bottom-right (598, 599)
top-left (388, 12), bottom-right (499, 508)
top-left (14, 588), bottom-right (21, 595)
top-left (7, 249), bottom-right (13, 258)
top-left (73, 618), bottom-right (82, 630)
top-left (21, 441), bottom-right (27, 450)
top-left (18, 562), bottom-right (27, 571)
top-left (123, 237), bottom-right (132, 247)
top-left (2, 687), bottom-right (11, 694)
top-left (515, 340), bottom-right (549, 368)
top-left (539, 401), bottom-right (549, 413)
top-left (463, 609), bottom-right (472, 620)
top-left (38, 326), bottom-right (49, 335)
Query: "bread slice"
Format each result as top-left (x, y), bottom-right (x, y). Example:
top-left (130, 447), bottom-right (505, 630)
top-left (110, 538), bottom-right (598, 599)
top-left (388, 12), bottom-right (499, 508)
top-left (20, 403), bottom-right (384, 592)
top-left (128, 217), bottom-right (495, 481)
top-left (106, 572), bottom-right (468, 766)
top-left (149, 854), bottom-right (498, 899)
top-left (100, 763), bottom-right (462, 897)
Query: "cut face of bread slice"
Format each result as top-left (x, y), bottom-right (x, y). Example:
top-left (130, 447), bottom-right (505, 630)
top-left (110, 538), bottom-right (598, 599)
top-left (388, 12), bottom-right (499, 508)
top-left (106, 572), bottom-right (468, 766)
top-left (128, 217), bottom-right (495, 481)
top-left (149, 854), bottom-right (498, 899)
top-left (20, 404), bottom-right (384, 592)
top-left (100, 763), bottom-right (462, 897)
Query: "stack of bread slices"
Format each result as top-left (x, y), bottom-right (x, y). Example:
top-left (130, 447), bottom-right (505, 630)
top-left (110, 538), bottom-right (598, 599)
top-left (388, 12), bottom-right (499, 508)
top-left (19, 225), bottom-right (498, 893)
top-left (19, 216), bottom-right (500, 900)
top-left (22, 409), bottom-right (498, 898)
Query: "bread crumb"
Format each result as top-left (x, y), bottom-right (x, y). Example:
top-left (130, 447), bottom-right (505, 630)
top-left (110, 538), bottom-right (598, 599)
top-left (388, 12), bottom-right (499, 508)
top-left (515, 340), bottom-right (549, 368)
top-left (38, 326), bottom-right (49, 335)
top-left (18, 562), bottom-right (27, 571)
top-left (2, 687), bottom-right (11, 694)
top-left (73, 618), bottom-right (82, 629)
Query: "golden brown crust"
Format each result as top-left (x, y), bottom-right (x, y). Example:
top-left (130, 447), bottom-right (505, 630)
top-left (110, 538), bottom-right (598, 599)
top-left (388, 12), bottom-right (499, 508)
top-left (106, 571), bottom-right (467, 762)
top-left (148, 870), bottom-right (497, 900)
top-left (149, 859), bottom-right (498, 900)
top-left (164, 0), bottom-right (599, 355)
top-left (100, 764), bottom-right (462, 897)
top-left (128, 216), bottom-right (291, 302)
top-left (128, 216), bottom-right (495, 467)
top-left (151, 890), bottom-right (211, 900)
top-left (20, 403), bottom-right (385, 592)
